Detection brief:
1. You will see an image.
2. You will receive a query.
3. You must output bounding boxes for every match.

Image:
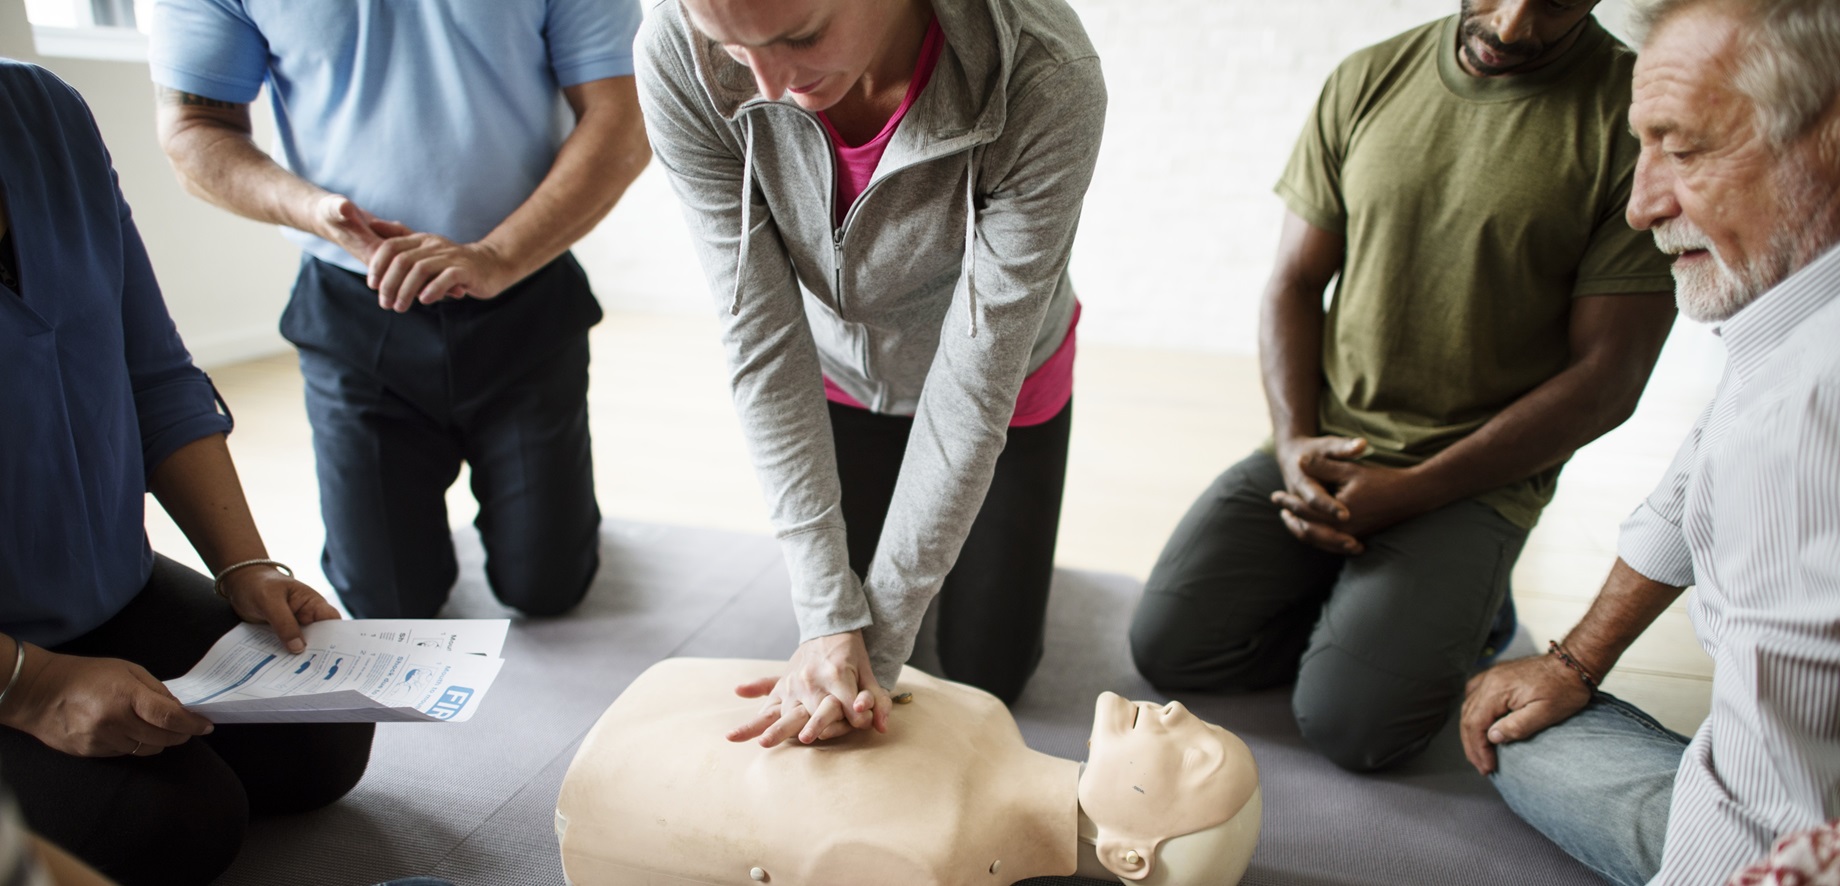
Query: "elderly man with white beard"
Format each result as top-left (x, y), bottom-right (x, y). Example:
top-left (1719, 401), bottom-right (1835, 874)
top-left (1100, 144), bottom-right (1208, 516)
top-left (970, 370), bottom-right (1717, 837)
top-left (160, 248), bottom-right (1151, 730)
top-left (1458, 1), bottom-right (1840, 885)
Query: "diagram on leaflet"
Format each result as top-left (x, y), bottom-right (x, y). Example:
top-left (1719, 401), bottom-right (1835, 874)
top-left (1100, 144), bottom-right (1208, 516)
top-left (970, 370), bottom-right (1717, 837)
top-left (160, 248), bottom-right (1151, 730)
top-left (161, 620), bottom-right (508, 724)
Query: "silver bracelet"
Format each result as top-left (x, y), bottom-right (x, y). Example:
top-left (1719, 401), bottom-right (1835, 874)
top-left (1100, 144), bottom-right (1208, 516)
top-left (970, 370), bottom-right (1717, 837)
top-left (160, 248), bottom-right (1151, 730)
top-left (0, 640), bottom-right (25, 711)
top-left (212, 558), bottom-right (294, 599)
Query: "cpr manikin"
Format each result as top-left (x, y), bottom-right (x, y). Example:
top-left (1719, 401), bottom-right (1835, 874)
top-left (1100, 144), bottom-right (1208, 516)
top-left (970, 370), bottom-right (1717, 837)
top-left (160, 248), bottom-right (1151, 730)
top-left (556, 658), bottom-right (1261, 885)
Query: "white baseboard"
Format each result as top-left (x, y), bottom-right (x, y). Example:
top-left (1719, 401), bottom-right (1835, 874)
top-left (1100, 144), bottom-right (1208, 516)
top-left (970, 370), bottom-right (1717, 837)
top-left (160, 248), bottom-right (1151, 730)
top-left (185, 327), bottom-right (292, 370)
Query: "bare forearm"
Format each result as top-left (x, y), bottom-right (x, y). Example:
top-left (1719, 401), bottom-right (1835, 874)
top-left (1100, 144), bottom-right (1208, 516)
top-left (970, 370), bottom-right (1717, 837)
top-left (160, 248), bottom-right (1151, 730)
top-left (146, 434), bottom-right (269, 576)
top-left (476, 78), bottom-right (650, 285)
top-left (1562, 558), bottom-right (1685, 679)
top-left (154, 88), bottom-right (329, 234)
top-left (1411, 293), bottom-right (1674, 509)
top-left (1261, 279), bottom-right (1326, 444)
top-left (1260, 213), bottom-right (1342, 446)
top-left (1410, 358), bottom-right (1642, 507)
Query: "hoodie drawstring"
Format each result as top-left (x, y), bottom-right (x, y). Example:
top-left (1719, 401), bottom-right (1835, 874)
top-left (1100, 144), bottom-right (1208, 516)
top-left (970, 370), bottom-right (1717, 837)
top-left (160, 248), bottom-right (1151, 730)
top-left (731, 118), bottom-right (755, 317)
top-left (961, 148), bottom-right (979, 338)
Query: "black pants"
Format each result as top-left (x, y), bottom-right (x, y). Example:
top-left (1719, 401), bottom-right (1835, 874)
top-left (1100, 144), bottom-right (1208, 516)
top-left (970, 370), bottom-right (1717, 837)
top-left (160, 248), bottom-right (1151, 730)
top-left (0, 555), bottom-right (374, 886)
top-left (286, 255), bottom-right (603, 619)
top-left (830, 399), bottom-right (1072, 704)
top-left (1130, 451), bottom-right (1529, 771)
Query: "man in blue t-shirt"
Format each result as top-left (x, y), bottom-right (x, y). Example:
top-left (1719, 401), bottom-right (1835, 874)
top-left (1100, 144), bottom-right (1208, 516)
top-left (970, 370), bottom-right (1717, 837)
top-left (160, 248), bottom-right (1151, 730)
top-left (150, 0), bottom-right (649, 619)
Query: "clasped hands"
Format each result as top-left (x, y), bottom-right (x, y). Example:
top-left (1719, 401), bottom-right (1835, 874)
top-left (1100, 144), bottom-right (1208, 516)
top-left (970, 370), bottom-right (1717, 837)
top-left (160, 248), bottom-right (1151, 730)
top-left (0, 567), bottom-right (338, 759)
top-left (314, 194), bottom-right (515, 313)
top-left (727, 630), bottom-right (893, 748)
top-left (1271, 434), bottom-right (1431, 555)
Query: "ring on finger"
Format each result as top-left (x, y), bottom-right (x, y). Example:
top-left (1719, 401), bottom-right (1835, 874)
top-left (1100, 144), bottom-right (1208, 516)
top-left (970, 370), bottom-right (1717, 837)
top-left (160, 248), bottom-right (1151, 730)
top-left (130, 741), bottom-right (143, 756)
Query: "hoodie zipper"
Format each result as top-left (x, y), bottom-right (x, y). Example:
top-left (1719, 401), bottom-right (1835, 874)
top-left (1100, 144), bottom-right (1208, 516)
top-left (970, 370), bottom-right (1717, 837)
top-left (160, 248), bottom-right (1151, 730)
top-left (744, 101), bottom-right (980, 388)
top-left (746, 100), bottom-right (976, 305)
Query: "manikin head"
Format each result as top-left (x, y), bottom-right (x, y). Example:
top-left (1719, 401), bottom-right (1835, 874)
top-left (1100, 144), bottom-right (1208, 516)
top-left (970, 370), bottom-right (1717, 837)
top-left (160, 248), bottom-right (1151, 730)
top-left (1079, 692), bottom-right (1261, 882)
top-left (1454, 0), bottom-right (1604, 76)
top-left (678, 0), bottom-right (928, 112)
top-left (1626, 0), bottom-right (1840, 322)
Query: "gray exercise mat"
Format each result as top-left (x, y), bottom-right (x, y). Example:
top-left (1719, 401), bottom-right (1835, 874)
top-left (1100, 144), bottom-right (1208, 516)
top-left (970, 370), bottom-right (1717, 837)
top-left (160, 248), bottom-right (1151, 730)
top-left (215, 520), bottom-right (1602, 886)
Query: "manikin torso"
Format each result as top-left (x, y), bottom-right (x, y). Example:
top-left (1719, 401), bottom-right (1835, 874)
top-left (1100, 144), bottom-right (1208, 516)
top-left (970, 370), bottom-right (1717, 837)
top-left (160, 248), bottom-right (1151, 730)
top-left (557, 659), bottom-right (1259, 886)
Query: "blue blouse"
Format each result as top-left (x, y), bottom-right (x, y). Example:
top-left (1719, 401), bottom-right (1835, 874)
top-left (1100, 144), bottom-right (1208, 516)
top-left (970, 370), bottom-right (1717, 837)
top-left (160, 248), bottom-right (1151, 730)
top-left (0, 60), bottom-right (232, 646)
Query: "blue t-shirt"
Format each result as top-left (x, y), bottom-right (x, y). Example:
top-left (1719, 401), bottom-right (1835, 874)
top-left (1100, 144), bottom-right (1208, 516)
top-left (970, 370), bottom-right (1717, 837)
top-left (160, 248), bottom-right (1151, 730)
top-left (148, 0), bottom-right (640, 274)
top-left (0, 61), bottom-right (233, 646)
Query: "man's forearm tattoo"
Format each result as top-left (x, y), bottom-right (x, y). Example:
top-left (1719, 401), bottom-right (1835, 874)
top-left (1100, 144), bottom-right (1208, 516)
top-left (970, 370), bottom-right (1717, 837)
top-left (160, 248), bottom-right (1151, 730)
top-left (156, 85), bottom-right (239, 109)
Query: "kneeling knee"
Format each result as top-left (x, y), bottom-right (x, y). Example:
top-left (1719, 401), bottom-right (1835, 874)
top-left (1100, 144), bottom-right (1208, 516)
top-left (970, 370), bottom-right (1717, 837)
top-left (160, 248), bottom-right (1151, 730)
top-left (85, 756), bottom-right (248, 885)
top-left (1130, 638), bottom-right (1196, 691)
top-left (1129, 616), bottom-right (1234, 692)
top-left (283, 725), bottom-right (374, 812)
top-left (233, 723), bottom-right (375, 816)
top-left (489, 553), bottom-right (597, 618)
top-left (940, 647), bottom-right (1041, 706)
top-left (1294, 694), bottom-right (1439, 773)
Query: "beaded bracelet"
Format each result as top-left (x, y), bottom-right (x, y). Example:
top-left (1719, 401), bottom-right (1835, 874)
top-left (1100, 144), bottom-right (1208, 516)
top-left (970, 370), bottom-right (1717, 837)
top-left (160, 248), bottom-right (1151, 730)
top-left (1548, 640), bottom-right (1600, 691)
top-left (213, 558), bottom-right (294, 599)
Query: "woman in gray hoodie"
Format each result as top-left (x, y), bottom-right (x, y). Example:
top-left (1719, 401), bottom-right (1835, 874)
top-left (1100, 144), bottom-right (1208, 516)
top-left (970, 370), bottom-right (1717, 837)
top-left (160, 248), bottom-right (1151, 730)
top-left (635, 0), bottom-right (1105, 745)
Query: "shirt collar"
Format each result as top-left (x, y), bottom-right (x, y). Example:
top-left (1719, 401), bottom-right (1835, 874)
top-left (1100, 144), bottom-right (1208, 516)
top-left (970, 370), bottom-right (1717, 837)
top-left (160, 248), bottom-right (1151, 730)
top-left (1718, 242), bottom-right (1840, 385)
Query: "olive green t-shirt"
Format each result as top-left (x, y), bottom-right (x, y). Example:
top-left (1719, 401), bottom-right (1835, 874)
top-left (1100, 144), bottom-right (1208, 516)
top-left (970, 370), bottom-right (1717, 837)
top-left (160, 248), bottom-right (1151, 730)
top-left (1274, 14), bottom-right (1674, 530)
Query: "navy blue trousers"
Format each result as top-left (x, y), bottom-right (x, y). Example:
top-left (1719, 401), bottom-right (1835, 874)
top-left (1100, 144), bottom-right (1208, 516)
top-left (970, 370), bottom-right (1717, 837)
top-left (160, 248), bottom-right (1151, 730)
top-left (283, 254), bottom-right (602, 619)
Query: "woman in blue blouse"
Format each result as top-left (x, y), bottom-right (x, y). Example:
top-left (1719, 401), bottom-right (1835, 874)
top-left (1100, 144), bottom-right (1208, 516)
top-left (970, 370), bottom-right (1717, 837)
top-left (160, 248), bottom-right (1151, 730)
top-left (0, 61), bottom-right (372, 884)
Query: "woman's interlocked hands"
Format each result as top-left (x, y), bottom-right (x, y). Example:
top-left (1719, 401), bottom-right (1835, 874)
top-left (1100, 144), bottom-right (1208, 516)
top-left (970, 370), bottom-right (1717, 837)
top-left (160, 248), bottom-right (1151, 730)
top-left (727, 630), bottom-right (892, 748)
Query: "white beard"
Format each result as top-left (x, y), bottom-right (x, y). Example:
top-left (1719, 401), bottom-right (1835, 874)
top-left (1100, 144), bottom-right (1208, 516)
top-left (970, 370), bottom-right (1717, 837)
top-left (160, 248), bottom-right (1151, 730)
top-left (1652, 221), bottom-right (1763, 323)
top-left (1651, 153), bottom-right (1836, 323)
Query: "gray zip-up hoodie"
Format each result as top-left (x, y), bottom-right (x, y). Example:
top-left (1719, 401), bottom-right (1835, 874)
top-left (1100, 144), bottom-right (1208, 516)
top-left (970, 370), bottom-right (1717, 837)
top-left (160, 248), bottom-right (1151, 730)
top-left (635, 0), bottom-right (1105, 689)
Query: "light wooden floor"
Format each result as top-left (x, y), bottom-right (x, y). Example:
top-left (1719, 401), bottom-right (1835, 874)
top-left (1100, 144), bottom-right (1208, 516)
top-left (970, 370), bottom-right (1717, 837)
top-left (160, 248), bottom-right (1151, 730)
top-left (147, 312), bottom-right (1715, 735)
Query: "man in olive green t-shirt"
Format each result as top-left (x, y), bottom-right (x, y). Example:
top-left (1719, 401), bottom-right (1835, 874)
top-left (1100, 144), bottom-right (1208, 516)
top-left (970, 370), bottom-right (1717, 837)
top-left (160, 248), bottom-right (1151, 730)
top-left (1130, 0), bottom-right (1677, 772)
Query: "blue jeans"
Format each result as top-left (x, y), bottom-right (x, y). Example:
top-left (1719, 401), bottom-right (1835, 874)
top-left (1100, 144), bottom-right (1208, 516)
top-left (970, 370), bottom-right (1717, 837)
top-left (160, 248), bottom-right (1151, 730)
top-left (1491, 692), bottom-right (1689, 886)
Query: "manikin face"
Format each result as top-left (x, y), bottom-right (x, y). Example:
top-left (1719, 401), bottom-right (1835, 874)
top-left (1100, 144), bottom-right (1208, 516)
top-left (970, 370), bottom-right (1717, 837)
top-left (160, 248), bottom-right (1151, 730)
top-left (1626, 6), bottom-right (1840, 322)
top-left (1079, 693), bottom-right (1255, 880)
top-left (680, 0), bottom-right (905, 112)
top-left (1455, 0), bottom-right (1600, 76)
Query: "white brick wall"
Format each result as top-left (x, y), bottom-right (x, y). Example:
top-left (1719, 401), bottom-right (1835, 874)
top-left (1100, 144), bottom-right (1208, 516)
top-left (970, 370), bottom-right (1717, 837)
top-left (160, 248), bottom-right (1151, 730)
top-left (578, 0), bottom-right (1639, 355)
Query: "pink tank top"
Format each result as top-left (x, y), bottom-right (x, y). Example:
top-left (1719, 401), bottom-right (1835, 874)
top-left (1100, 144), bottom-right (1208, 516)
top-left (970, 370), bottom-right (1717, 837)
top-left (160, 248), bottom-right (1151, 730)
top-left (819, 19), bottom-right (1077, 428)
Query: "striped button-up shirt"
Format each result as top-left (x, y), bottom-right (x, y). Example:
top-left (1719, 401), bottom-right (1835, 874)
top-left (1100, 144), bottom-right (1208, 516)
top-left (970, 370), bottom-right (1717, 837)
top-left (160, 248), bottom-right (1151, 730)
top-left (1618, 243), bottom-right (1840, 885)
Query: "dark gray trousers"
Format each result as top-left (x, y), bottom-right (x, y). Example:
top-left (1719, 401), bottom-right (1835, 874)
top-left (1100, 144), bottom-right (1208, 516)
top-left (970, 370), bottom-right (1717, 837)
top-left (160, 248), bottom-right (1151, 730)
top-left (1130, 451), bottom-right (1528, 771)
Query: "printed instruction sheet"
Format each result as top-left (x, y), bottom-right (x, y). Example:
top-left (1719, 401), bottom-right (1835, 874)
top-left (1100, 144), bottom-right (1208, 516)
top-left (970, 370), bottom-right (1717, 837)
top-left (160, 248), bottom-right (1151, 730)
top-left (164, 619), bottom-right (509, 724)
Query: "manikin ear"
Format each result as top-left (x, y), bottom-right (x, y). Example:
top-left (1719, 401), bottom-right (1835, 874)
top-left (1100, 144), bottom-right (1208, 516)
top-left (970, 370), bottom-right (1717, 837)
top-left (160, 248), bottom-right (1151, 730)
top-left (1095, 835), bottom-right (1159, 881)
top-left (1183, 740), bottom-right (1226, 781)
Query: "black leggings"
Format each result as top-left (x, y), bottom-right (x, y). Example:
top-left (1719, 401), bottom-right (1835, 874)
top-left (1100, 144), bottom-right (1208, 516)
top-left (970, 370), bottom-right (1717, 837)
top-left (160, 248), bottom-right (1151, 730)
top-left (0, 555), bottom-right (374, 885)
top-left (829, 399), bottom-right (1072, 704)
